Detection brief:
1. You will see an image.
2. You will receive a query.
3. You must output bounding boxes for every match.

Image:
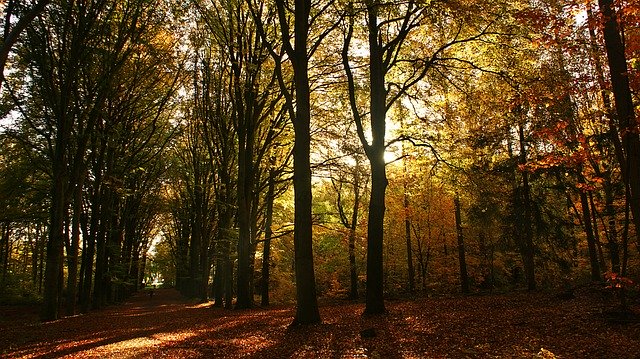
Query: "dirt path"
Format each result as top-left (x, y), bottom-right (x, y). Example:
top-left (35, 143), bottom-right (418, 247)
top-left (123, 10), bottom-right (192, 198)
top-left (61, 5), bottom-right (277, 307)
top-left (1, 289), bottom-right (639, 358)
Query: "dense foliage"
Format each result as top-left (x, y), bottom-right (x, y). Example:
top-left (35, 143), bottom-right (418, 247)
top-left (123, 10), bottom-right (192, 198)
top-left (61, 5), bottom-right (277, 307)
top-left (0, 0), bottom-right (638, 324)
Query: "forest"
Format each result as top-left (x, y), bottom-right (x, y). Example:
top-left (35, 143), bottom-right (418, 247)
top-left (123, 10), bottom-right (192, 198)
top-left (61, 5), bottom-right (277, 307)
top-left (0, 0), bottom-right (639, 356)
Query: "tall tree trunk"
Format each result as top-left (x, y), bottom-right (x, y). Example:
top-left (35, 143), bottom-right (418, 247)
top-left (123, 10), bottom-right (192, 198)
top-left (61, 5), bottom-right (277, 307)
top-left (588, 192), bottom-right (607, 272)
top-left (261, 167), bottom-right (276, 306)
top-left (199, 231), bottom-right (211, 303)
top-left (454, 194), bottom-right (470, 294)
top-left (80, 140), bottom-right (104, 312)
top-left (348, 183), bottom-right (360, 301)
top-left (580, 189), bottom-right (601, 281)
top-left (236, 134), bottom-right (252, 308)
top-left (65, 175), bottom-right (84, 316)
top-left (404, 178), bottom-right (414, 293)
top-left (604, 185), bottom-right (621, 273)
top-left (42, 139), bottom-right (67, 321)
top-left (597, 0), bottom-right (640, 250)
top-left (1, 222), bottom-right (10, 285)
top-left (213, 249), bottom-right (225, 307)
top-left (517, 123), bottom-right (536, 291)
top-left (31, 224), bottom-right (40, 287)
top-left (363, 1), bottom-right (388, 315)
top-left (285, 0), bottom-right (321, 325)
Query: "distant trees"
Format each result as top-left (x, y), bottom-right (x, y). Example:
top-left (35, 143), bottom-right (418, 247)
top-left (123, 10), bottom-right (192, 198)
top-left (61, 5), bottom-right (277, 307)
top-left (3, 0), bottom-right (182, 320)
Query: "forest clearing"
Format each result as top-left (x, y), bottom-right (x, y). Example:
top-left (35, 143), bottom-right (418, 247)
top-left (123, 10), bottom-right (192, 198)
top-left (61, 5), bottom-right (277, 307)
top-left (1, 288), bottom-right (639, 358)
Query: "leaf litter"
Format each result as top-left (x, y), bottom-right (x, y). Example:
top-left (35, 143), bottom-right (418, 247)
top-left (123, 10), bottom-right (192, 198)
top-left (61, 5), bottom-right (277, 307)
top-left (1, 288), bottom-right (639, 358)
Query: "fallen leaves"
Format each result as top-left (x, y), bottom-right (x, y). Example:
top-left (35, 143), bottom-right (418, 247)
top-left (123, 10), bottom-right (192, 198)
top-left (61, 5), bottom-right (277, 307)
top-left (1, 288), bottom-right (639, 358)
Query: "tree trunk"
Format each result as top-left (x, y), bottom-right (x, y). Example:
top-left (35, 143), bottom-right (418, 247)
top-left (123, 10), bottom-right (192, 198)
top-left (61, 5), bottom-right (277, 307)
top-left (285, 0), bottom-right (321, 325)
top-left (580, 190), bottom-right (601, 281)
top-left (517, 124), bottom-right (536, 291)
top-left (42, 141), bottom-right (67, 321)
top-left (236, 137), bottom-right (252, 308)
top-left (261, 168), bottom-right (276, 306)
top-left (65, 176), bottom-right (84, 316)
top-left (199, 231), bottom-right (211, 303)
top-left (588, 191), bottom-right (607, 272)
top-left (605, 186), bottom-right (621, 273)
top-left (1, 222), bottom-right (10, 285)
top-left (213, 253), bottom-right (225, 307)
top-left (597, 0), bottom-right (640, 250)
top-left (404, 170), bottom-right (414, 292)
top-left (454, 194), bottom-right (470, 294)
top-left (363, 1), bottom-right (388, 315)
top-left (348, 161), bottom-right (362, 300)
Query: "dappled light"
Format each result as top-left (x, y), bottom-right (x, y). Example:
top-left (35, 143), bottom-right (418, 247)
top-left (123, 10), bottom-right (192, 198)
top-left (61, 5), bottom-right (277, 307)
top-left (2, 289), bottom-right (639, 358)
top-left (0, 0), bottom-right (639, 357)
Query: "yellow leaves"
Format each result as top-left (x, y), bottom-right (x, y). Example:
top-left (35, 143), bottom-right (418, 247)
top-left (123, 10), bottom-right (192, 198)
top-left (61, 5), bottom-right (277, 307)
top-left (536, 347), bottom-right (558, 358)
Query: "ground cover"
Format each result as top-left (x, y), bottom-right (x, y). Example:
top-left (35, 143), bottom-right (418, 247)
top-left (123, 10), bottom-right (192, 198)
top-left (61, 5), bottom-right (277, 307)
top-left (1, 288), bottom-right (638, 358)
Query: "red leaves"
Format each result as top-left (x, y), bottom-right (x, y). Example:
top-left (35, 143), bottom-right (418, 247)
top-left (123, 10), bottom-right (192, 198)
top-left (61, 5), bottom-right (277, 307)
top-left (605, 271), bottom-right (634, 289)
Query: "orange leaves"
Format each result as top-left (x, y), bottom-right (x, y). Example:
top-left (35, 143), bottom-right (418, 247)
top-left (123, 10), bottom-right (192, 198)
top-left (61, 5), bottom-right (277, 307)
top-left (605, 271), bottom-right (634, 289)
top-left (519, 120), bottom-right (590, 175)
top-left (4, 290), bottom-right (640, 358)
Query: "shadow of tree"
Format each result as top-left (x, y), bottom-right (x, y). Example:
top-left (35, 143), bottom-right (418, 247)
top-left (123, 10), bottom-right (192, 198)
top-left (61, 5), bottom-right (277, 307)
top-left (2, 289), bottom-right (639, 358)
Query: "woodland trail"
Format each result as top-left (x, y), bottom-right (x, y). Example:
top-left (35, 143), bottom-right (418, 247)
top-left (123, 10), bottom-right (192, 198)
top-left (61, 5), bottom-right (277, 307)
top-left (1, 288), bottom-right (639, 358)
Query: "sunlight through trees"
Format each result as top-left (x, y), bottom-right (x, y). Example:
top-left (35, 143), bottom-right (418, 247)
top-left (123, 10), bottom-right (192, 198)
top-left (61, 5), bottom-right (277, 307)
top-left (0, 0), bottom-right (638, 329)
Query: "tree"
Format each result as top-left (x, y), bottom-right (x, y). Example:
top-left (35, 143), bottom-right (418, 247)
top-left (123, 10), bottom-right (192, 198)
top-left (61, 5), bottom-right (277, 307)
top-left (596, 0), bottom-right (640, 252)
top-left (0, 0), bottom-right (51, 89)
top-left (454, 193), bottom-right (470, 294)
top-left (250, 0), bottom-right (339, 324)
top-left (342, 0), bottom-right (426, 315)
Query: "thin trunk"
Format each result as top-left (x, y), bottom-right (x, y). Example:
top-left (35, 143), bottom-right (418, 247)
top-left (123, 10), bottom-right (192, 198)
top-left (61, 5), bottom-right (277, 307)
top-left (348, 161), bottom-right (362, 300)
top-left (1, 223), bottom-right (10, 285)
top-left (31, 225), bottom-right (40, 286)
top-left (213, 250), bottom-right (225, 307)
top-left (261, 168), bottom-right (276, 306)
top-left (588, 191), bottom-right (607, 272)
top-left (604, 181), bottom-right (621, 273)
top-left (404, 159), bottom-right (414, 292)
top-left (224, 255), bottom-right (233, 309)
top-left (621, 186), bottom-right (631, 276)
top-left (580, 190), bottom-right (601, 281)
top-left (454, 194), bottom-right (470, 294)
top-left (199, 232), bottom-right (211, 303)
top-left (517, 124), bottom-right (536, 291)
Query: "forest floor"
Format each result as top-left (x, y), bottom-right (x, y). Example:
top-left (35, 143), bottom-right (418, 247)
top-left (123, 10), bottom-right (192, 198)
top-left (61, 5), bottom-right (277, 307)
top-left (1, 287), bottom-right (639, 358)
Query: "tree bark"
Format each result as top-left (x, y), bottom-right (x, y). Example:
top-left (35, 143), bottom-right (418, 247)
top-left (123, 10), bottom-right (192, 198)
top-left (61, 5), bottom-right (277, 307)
top-left (404, 166), bottom-right (414, 293)
top-left (275, 0), bottom-right (321, 325)
top-left (580, 190), bottom-right (601, 281)
top-left (597, 0), bottom-right (640, 250)
top-left (517, 123), bottom-right (536, 291)
top-left (261, 167), bottom-right (276, 306)
top-left (361, 1), bottom-right (388, 315)
top-left (41, 135), bottom-right (67, 321)
top-left (454, 194), bottom-right (470, 294)
top-left (348, 170), bottom-right (361, 300)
